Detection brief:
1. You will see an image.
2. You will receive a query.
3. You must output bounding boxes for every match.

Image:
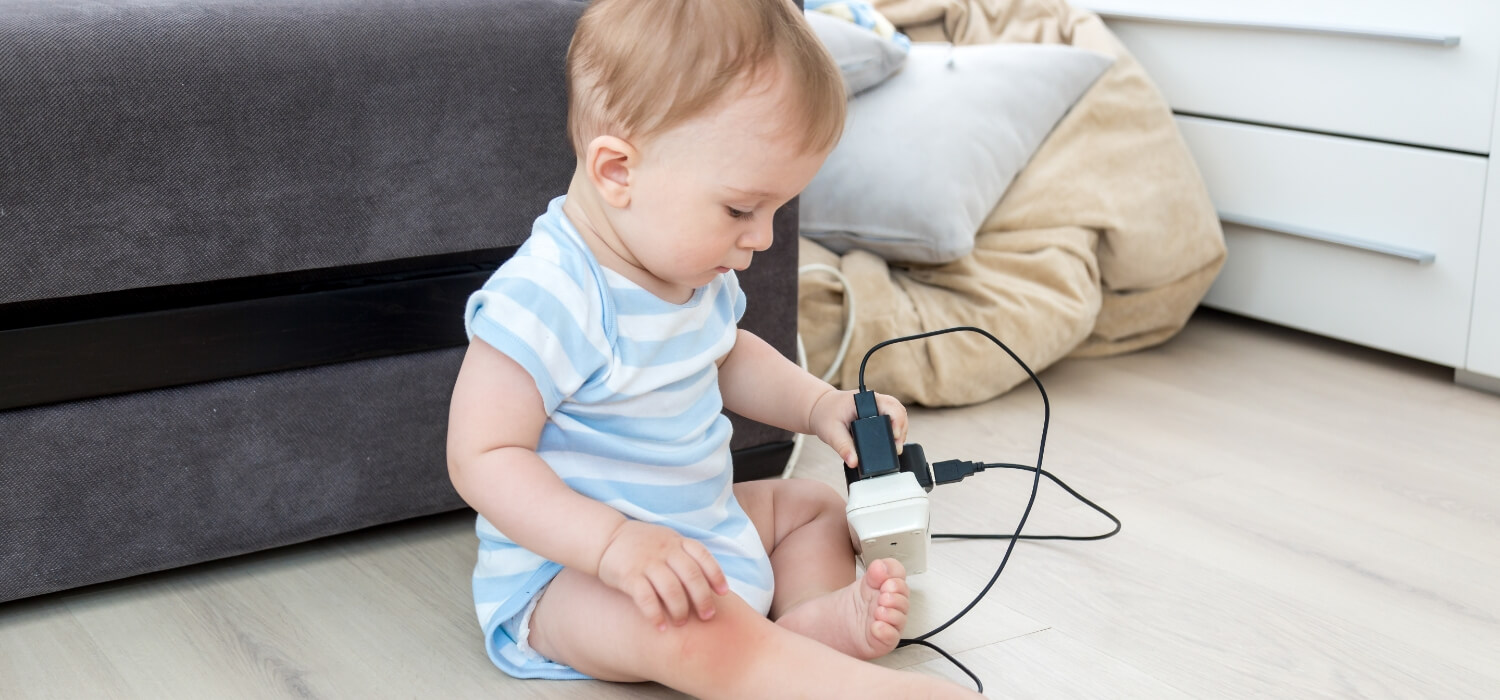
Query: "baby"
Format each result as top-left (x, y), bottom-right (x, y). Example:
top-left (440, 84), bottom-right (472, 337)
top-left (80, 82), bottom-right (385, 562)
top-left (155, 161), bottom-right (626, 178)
top-left (446, 1), bottom-right (982, 697)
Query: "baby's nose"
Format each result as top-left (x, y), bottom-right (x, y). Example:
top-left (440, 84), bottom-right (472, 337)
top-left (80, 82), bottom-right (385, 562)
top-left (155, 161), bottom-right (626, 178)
top-left (742, 220), bottom-right (774, 251)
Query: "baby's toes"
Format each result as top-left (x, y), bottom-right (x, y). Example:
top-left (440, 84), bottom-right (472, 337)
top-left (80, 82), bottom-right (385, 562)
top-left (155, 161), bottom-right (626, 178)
top-left (879, 557), bottom-right (907, 581)
top-left (871, 621), bottom-right (900, 647)
top-left (865, 558), bottom-right (907, 589)
top-left (863, 558), bottom-right (892, 589)
top-left (881, 575), bottom-right (909, 599)
top-left (879, 588), bottom-right (910, 614)
top-left (874, 605), bottom-right (907, 638)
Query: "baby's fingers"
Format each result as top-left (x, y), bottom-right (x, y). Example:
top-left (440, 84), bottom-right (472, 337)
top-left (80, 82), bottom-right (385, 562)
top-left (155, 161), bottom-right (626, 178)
top-left (682, 540), bottom-right (730, 602)
top-left (876, 392), bottom-right (909, 451)
top-left (667, 550), bottom-right (719, 622)
top-left (826, 428), bottom-right (859, 470)
top-left (627, 577), bottom-right (668, 632)
top-left (647, 565), bottom-right (692, 627)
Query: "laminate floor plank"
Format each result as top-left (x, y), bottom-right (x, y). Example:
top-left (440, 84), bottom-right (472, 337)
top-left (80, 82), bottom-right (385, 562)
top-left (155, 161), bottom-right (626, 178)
top-left (909, 629), bottom-right (1197, 699)
top-left (1116, 475), bottom-right (1500, 676)
top-left (0, 597), bottom-right (130, 700)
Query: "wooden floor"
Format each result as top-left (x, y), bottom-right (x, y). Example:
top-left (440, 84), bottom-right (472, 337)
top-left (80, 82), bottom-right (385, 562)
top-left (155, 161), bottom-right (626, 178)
top-left (4, 310), bottom-right (1498, 699)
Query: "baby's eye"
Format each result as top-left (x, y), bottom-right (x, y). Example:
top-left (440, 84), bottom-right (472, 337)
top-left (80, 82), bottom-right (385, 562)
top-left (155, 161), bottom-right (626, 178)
top-left (727, 207), bottom-right (751, 219)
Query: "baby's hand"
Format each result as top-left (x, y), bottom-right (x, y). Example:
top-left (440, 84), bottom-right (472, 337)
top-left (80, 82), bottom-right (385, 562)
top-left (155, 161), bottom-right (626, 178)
top-left (808, 388), bottom-right (909, 470)
top-left (596, 519), bottom-right (731, 630)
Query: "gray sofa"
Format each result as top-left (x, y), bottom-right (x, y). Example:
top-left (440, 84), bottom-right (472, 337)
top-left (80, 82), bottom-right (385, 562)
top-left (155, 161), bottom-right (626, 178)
top-left (0, 0), bottom-right (802, 604)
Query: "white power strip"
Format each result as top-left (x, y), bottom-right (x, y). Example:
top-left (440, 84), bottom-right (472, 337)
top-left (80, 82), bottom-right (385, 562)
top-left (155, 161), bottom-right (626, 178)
top-left (845, 471), bottom-right (931, 574)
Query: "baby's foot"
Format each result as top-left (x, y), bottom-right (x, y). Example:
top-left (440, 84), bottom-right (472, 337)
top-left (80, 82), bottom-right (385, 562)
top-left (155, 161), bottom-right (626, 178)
top-left (776, 558), bottom-right (910, 660)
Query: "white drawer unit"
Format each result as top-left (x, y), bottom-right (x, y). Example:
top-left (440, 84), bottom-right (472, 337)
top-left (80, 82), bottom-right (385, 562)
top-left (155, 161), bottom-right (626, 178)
top-left (1078, 0), bottom-right (1500, 388)
top-left (1078, 0), bottom-right (1500, 153)
top-left (1180, 117), bottom-right (1487, 366)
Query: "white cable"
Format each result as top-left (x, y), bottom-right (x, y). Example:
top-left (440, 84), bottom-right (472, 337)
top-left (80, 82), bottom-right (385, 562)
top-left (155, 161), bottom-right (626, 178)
top-left (798, 263), bottom-right (856, 385)
top-left (781, 263), bottom-right (858, 479)
top-left (782, 336), bottom-right (810, 480)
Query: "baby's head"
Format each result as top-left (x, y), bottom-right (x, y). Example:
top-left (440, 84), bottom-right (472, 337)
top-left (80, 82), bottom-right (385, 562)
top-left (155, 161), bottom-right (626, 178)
top-left (565, 0), bottom-right (845, 298)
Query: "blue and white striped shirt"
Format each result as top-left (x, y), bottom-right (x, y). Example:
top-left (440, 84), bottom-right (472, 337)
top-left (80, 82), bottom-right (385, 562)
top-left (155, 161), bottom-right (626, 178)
top-left (462, 196), bottom-right (775, 679)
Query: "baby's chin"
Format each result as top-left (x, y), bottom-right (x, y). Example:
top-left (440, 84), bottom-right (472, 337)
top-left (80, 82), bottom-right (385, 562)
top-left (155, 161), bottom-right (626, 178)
top-left (680, 268), bottom-right (730, 291)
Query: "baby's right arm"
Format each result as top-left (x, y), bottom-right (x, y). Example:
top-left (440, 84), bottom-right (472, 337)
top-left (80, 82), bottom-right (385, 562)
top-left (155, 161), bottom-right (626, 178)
top-left (446, 339), bottom-right (729, 629)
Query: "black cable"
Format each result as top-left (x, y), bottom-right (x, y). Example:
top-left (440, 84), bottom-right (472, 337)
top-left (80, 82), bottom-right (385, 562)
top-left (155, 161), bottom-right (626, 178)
top-left (899, 639), bottom-right (984, 693)
top-left (932, 464), bottom-right (1121, 542)
top-left (862, 326), bottom-right (1049, 645)
top-left (859, 326), bottom-right (1119, 693)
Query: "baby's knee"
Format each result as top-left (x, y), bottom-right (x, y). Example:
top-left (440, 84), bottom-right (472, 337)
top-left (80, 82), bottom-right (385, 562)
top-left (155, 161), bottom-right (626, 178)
top-left (789, 478), bottom-right (846, 517)
top-left (530, 571), bottom-right (774, 685)
top-left (669, 594), bottom-right (781, 684)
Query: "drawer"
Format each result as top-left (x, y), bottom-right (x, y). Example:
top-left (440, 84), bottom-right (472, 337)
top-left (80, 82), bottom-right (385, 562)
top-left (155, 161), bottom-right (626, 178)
top-left (1178, 116), bottom-right (1487, 366)
top-left (1078, 0), bottom-right (1500, 153)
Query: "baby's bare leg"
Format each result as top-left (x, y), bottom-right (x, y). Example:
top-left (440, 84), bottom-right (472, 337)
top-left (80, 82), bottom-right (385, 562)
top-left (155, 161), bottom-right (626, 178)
top-left (735, 479), bottom-right (858, 616)
top-left (526, 568), bottom-right (978, 699)
top-left (735, 479), bottom-right (910, 660)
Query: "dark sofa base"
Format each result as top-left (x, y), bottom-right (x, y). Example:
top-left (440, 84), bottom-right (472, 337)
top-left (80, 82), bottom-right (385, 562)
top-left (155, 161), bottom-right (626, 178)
top-left (0, 347), bottom-right (791, 604)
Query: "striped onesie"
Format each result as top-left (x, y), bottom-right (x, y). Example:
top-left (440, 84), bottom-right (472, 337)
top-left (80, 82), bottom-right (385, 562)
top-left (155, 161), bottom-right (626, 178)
top-left (462, 196), bottom-right (776, 679)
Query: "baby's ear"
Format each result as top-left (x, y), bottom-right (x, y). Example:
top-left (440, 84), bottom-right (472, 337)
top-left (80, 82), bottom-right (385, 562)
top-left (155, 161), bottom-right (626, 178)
top-left (585, 135), bottom-right (634, 208)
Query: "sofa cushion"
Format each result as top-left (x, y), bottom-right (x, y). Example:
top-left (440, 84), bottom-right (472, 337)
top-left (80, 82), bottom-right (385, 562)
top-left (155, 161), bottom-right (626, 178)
top-left (0, 0), bottom-right (582, 305)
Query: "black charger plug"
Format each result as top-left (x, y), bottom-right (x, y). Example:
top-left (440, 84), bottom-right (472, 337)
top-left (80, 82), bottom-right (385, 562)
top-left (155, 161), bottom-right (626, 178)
top-left (849, 389), bottom-right (900, 480)
top-left (900, 443), bottom-right (933, 492)
top-left (848, 390), bottom-right (981, 489)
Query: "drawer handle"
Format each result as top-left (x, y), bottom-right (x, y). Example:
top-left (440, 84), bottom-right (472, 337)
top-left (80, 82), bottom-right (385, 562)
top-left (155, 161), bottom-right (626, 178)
top-left (1219, 212), bottom-right (1437, 265)
top-left (1094, 9), bottom-right (1461, 47)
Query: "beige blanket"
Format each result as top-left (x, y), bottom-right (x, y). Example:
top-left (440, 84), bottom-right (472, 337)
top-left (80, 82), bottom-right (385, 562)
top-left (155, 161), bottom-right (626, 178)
top-left (798, 0), bottom-right (1225, 406)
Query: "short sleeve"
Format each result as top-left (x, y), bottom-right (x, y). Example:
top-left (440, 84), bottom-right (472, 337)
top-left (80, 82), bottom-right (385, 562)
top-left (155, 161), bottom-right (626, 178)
top-left (726, 270), bottom-right (747, 323)
top-left (463, 257), bottom-right (610, 415)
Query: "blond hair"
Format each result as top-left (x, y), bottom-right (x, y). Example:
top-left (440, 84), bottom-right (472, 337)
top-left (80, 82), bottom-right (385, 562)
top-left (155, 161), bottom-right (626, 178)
top-left (566, 0), bottom-right (845, 158)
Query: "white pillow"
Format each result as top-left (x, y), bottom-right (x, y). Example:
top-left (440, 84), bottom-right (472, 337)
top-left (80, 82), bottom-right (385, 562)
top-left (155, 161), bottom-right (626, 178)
top-left (800, 43), bottom-right (1114, 264)
top-left (804, 9), bottom-right (908, 96)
